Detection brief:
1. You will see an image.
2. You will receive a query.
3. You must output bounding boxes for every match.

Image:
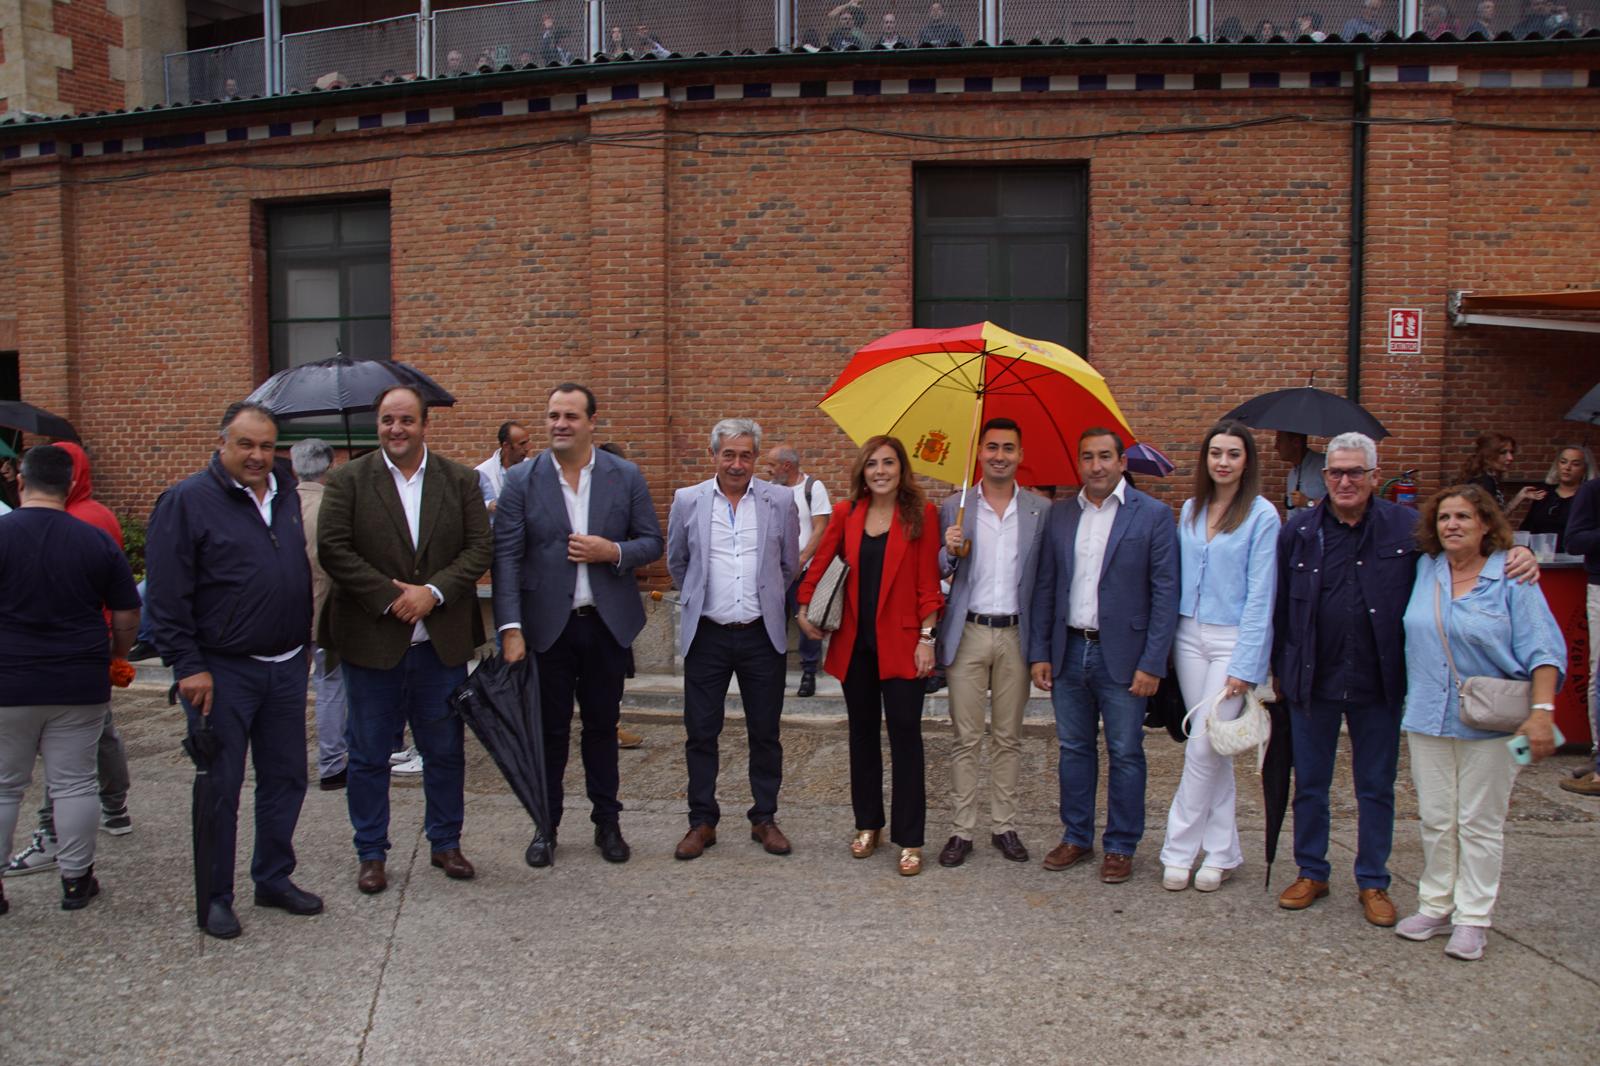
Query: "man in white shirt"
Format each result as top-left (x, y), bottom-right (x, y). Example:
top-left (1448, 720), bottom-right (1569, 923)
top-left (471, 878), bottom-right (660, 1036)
top-left (766, 445), bottom-right (831, 696)
top-left (475, 420), bottom-right (532, 517)
top-left (934, 418), bottom-right (1049, 867)
top-left (667, 419), bottom-right (800, 860)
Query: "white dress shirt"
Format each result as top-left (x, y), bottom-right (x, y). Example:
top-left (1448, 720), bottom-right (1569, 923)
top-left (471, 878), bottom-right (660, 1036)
top-left (967, 485), bottom-right (1020, 616)
top-left (232, 472), bottom-right (304, 663)
top-left (382, 447), bottom-right (443, 643)
top-left (705, 484), bottom-right (762, 625)
top-left (1068, 478), bottom-right (1126, 631)
top-left (560, 448), bottom-right (598, 609)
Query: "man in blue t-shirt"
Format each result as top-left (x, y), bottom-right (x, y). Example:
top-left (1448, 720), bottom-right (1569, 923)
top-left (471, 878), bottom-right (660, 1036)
top-left (0, 445), bottom-right (141, 916)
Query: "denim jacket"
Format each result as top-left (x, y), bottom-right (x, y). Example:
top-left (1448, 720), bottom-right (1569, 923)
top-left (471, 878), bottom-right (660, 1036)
top-left (1178, 495), bottom-right (1280, 683)
top-left (1400, 551), bottom-right (1566, 739)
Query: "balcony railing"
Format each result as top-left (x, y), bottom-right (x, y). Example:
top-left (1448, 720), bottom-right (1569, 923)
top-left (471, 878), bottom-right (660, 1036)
top-left (162, 0), bottom-right (1482, 106)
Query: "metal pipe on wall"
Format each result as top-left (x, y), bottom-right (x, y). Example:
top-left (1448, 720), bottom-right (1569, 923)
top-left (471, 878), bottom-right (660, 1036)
top-left (1346, 51), bottom-right (1371, 404)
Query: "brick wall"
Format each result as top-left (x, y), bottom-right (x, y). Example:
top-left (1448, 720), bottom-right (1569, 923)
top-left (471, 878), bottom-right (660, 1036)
top-left (52, 0), bottom-right (126, 114)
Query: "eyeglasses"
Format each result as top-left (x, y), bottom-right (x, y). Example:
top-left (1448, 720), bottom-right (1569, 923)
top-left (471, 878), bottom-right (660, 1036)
top-left (1324, 467), bottom-right (1371, 482)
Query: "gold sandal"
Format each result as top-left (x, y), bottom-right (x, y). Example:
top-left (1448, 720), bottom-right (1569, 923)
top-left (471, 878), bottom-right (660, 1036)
top-left (898, 847), bottom-right (922, 877)
top-left (850, 829), bottom-right (881, 859)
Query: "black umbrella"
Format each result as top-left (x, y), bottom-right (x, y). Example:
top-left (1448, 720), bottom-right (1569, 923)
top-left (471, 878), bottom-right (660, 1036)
top-left (1222, 386), bottom-right (1390, 441)
top-left (448, 655), bottom-right (550, 859)
top-left (1260, 699), bottom-right (1293, 890)
top-left (180, 716), bottom-right (221, 929)
top-left (244, 356), bottom-right (457, 452)
top-left (1564, 382), bottom-right (1600, 425)
top-left (1144, 658), bottom-right (1189, 743)
top-left (0, 399), bottom-right (80, 441)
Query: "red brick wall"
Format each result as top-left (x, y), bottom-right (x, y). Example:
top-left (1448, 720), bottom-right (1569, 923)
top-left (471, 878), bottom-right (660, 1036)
top-left (53, 0), bottom-right (126, 114)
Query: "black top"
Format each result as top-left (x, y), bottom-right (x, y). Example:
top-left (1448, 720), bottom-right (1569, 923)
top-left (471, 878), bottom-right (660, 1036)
top-left (1467, 473), bottom-right (1504, 507)
top-left (1519, 490), bottom-right (1575, 551)
top-left (1310, 504), bottom-right (1382, 705)
top-left (854, 530), bottom-right (888, 652)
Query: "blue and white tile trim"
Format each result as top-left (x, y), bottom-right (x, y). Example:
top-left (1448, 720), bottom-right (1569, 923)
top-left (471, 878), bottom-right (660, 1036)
top-left (4, 65), bottom-right (1594, 163)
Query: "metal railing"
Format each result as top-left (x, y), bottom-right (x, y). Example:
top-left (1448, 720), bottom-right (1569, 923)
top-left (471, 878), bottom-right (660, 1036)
top-left (163, 38), bottom-right (266, 105)
top-left (281, 15), bottom-right (422, 94)
top-left (434, 0), bottom-right (591, 72)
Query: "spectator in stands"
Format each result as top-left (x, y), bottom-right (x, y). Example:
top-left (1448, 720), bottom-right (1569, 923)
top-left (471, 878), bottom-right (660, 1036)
top-left (539, 12), bottom-right (572, 64)
top-left (380, 69), bottom-right (400, 83)
top-left (221, 77), bottom-right (240, 99)
top-left (445, 48), bottom-right (465, 74)
top-left (829, 9), bottom-right (870, 48)
top-left (634, 25), bottom-right (670, 57)
top-left (878, 12), bottom-right (904, 45)
top-left (1422, 0), bottom-right (1460, 35)
top-left (1294, 10), bottom-right (1328, 38)
top-left (1342, 0), bottom-right (1390, 36)
top-left (1255, 18), bottom-right (1281, 37)
top-left (1464, 0), bottom-right (1497, 32)
top-left (919, 0), bottom-right (965, 43)
top-left (609, 25), bottom-right (627, 53)
top-left (475, 50), bottom-right (495, 70)
top-left (1510, 0), bottom-right (1554, 33)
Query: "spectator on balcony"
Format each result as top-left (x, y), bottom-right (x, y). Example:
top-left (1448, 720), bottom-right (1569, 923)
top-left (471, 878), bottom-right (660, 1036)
top-left (1464, 0), bottom-right (1497, 33)
top-left (635, 25), bottom-right (671, 58)
top-left (380, 69), bottom-right (400, 83)
top-left (475, 50), bottom-right (495, 70)
top-left (1422, 0), bottom-right (1460, 35)
top-left (608, 25), bottom-right (627, 54)
top-left (1341, 0), bottom-right (1390, 36)
top-left (1254, 18), bottom-right (1280, 37)
top-left (1294, 10), bottom-right (1327, 38)
top-left (221, 77), bottom-right (240, 100)
top-left (445, 48), bottom-right (465, 74)
top-left (829, 9), bottom-right (870, 49)
top-left (919, 0), bottom-right (965, 43)
top-left (538, 13), bottom-right (572, 64)
top-left (1216, 15), bottom-right (1245, 37)
top-left (878, 12), bottom-right (905, 46)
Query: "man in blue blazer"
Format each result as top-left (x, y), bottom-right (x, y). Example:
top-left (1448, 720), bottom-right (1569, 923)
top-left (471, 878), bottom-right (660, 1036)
top-left (494, 383), bottom-right (664, 868)
top-left (1029, 428), bottom-right (1179, 884)
top-left (666, 418), bottom-right (801, 860)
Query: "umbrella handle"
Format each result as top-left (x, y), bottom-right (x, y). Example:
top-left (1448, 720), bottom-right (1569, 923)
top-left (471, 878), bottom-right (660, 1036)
top-left (951, 504), bottom-right (971, 558)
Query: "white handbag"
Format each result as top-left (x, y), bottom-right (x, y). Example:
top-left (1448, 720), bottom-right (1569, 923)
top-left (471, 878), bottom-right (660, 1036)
top-left (1182, 687), bottom-right (1272, 769)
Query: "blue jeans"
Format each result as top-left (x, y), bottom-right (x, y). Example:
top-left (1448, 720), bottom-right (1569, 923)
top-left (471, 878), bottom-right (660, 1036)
top-left (310, 644), bottom-right (348, 779)
top-left (1051, 634), bottom-right (1148, 856)
top-left (343, 642), bottom-right (467, 861)
top-left (1290, 698), bottom-right (1401, 890)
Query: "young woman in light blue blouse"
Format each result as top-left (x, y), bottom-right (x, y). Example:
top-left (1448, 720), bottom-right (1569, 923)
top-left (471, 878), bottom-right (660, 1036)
top-left (1160, 421), bottom-right (1280, 892)
top-left (1395, 484), bottom-right (1563, 961)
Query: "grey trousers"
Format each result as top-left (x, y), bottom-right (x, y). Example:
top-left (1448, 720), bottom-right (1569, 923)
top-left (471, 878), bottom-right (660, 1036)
top-left (37, 706), bottom-right (129, 835)
top-left (1, 703), bottom-right (105, 877)
top-left (311, 644), bottom-right (349, 779)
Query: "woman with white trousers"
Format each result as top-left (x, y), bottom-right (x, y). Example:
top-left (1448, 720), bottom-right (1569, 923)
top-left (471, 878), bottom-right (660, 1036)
top-left (1160, 420), bottom-right (1280, 892)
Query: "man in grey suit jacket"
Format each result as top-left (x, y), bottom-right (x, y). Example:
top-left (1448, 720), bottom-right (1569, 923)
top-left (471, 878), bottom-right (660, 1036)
top-left (1028, 428), bottom-right (1178, 885)
top-left (934, 418), bottom-right (1048, 868)
top-left (666, 418), bottom-right (800, 860)
top-left (493, 383), bottom-right (664, 868)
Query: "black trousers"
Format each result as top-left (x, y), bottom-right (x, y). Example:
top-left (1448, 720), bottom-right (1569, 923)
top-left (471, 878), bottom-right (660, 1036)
top-left (841, 642), bottom-right (926, 848)
top-left (535, 610), bottom-right (628, 829)
top-left (682, 621), bottom-right (786, 828)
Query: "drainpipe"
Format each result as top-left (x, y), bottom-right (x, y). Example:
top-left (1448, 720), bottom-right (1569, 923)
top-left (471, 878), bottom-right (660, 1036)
top-left (264, 0), bottom-right (282, 95)
top-left (419, 0), bottom-right (434, 78)
top-left (1346, 52), bottom-right (1370, 405)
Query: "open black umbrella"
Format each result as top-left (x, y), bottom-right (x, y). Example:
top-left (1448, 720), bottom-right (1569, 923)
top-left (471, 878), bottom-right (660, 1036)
top-left (0, 399), bottom-right (80, 441)
top-left (448, 655), bottom-right (550, 860)
top-left (1222, 386), bottom-right (1390, 441)
top-left (1564, 382), bottom-right (1600, 425)
top-left (244, 356), bottom-right (457, 452)
top-left (180, 716), bottom-right (221, 929)
top-left (1260, 699), bottom-right (1293, 890)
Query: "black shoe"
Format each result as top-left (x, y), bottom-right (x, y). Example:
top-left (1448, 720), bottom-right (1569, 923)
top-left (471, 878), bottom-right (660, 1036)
top-left (254, 882), bottom-right (324, 916)
top-left (595, 823), bottom-right (630, 864)
top-left (797, 671), bottom-right (816, 698)
top-left (127, 640), bottom-right (158, 662)
top-left (525, 829), bottom-right (558, 868)
top-left (0, 882), bottom-right (8, 915)
top-left (61, 867), bottom-right (100, 911)
top-left (319, 768), bottom-right (348, 791)
top-left (202, 899), bottom-right (242, 939)
top-left (938, 836), bottom-right (973, 868)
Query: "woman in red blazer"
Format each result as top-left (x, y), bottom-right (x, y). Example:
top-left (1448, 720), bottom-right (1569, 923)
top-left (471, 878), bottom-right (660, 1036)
top-left (798, 435), bottom-right (944, 876)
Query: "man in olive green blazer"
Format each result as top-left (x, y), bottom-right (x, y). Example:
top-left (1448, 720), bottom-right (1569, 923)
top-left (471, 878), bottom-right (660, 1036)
top-left (317, 386), bottom-right (493, 895)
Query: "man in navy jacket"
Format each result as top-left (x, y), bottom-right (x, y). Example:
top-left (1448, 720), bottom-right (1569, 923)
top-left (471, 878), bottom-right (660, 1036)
top-left (1559, 476), bottom-right (1600, 795)
top-left (145, 401), bottom-right (320, 940)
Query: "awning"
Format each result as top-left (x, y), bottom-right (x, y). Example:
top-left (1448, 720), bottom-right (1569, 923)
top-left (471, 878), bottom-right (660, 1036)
top-left (1450, 289), bottom-right (1600, 335)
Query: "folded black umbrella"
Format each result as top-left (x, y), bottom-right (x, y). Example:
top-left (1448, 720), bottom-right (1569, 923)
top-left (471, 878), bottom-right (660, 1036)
top-left (1261, 699), bottom-right (1293, 890)
top-left (449, 655), bottom-right (550, 857)
top-left (180, 717), bottom-right (221, 929)
top-left (1223, 386), bottom-right (1389, 441)
top-left (0, 400), bottom-right (80, 442)
top-left (1144, 660), bottom-right (1188, 743)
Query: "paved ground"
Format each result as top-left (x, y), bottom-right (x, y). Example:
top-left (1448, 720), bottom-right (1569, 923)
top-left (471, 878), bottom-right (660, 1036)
top-left (2, 680), bottom-right (1598, 1065)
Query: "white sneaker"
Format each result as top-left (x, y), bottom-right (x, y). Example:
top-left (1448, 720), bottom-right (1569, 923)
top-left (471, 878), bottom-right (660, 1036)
top-left (5, 830), bottom-right (59, 877)
top-left (1193, 866), bottom-right (1233, 892)
top-left (1162, 865), bottom-right (1191, 891)
top-left (1445, 924), bottom-right (1488, 961)
top-left (392, 753), bottom-right (424, 775)
top-left (390, 746), bottom-right (418, 766)
top-left (1396, 912), bottom-right (1453, 941)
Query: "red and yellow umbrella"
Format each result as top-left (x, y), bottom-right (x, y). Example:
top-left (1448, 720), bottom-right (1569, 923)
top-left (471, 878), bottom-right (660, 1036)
top-left (819, 321), bottom-right (1135, 489)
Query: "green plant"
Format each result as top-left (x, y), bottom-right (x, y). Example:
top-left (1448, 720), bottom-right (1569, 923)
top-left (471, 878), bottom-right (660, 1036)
top-left (121, 515), bottom-right (147, 582)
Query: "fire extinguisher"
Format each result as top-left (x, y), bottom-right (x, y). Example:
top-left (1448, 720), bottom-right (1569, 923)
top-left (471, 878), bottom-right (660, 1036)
top-left (1381, 469), bottom-right (1419, 508)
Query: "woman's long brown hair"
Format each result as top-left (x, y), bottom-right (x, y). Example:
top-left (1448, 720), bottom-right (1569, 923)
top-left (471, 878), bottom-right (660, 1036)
top-left (1187, 420), bottom-right (1262, 536)
top-left (849, 435), bottom-right (927, 539)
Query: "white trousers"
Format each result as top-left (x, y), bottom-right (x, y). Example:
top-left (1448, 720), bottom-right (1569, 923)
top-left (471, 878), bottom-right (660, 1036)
top-left (1588, 584), bottom-right (1598, 751)
top-left (1408, 731), bottom-right (1519, 927)
top-left (1160, 618), bottom-right (1244, 870)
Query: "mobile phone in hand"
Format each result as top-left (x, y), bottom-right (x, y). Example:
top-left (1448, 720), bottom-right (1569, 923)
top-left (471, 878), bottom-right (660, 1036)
top-left (1507, 723), bottom-right (1567, 765)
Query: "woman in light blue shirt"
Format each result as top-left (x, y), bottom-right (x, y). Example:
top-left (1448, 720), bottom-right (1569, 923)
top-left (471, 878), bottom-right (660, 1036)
top-left (1396, 484), bottom-right (1563, 961)
top-left (1160, 420), bottom-right (1279, 892)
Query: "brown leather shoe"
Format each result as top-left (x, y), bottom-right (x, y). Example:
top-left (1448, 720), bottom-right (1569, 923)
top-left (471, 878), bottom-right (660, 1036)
top-left (430, 848), bottom-right (475, 880)
top-left (675, 824), bottom-right (717, 861)
top-left (1359, 887), bottom-right (1398, 927)
top-left (1041, 842), bottom-right (1093, 871)
top-left (617, 726), bottom-right (644, 750)
top-left (1099, 852), bottom-right (1133, 883)
top-left (357, 860), bottom-right (387, 895)
top-left (938, 835), bottom-right (973, 867)
top-left (991, 831), bottom-right (1029, 863)
top-left (750, 822), bottom-right (792, 855)
top-left (1278, 877), bottom-right (1330, 910)
top-left (1560, 771), bottom-right (1600, 796)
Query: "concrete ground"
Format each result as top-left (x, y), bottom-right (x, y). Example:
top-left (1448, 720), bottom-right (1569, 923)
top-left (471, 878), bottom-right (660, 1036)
top-left (2, 679), bottom-right (1598, 1066)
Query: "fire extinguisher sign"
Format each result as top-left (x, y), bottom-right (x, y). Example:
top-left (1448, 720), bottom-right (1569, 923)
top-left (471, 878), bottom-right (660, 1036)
top-left (1388, 308), bottom-right (1422, 354)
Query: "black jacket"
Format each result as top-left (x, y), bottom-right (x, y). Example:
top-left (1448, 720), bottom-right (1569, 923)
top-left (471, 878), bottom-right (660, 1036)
top-left (145, 454), bottom-right (313, 678)
top-left (1564, 478), bottom-right (1600, 584)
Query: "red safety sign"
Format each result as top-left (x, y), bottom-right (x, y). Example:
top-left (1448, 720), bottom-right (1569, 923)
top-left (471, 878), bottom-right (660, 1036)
top-left (1388, 308), bottom-right (1422, 354)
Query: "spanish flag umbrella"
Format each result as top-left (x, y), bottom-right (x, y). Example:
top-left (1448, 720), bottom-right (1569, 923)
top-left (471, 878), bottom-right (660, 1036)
top-left (819, 321), bottom-right (1135, 492)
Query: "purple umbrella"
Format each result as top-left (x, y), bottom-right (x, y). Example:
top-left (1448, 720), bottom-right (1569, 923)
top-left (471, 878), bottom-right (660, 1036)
top-left (1126, 442), bottom-right (1175, 478)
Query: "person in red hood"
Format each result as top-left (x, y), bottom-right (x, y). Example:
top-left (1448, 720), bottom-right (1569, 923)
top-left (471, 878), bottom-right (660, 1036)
top-left (5, 442), bottom-right (136, 880)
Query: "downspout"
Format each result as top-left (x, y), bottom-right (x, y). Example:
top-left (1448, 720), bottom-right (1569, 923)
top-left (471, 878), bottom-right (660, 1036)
top-left (1346, 51), bottom-right (1370, 404)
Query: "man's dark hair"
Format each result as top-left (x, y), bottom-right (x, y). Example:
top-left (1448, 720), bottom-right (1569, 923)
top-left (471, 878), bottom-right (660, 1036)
top-left (497, 420), bottom-right (525, 445)
top-left (375, 384), bottom-right (429, 420)
top-left (219, 401), bottom-right (279, 434)
top-left (19, 443), bottom-right (74, 497)
top-left (549, 382), bottom-right (597, 417)
top-left (1078, 426), bottom-right (1126, 457)
top-left (981, 416), bottom-right (1022, 443)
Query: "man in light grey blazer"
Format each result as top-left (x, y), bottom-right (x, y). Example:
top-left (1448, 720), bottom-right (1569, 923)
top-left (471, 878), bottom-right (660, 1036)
top-left (666, 418), bottom-right (800, 861)
top-left (493, 383), bottom-right (663, 868)
top-left (935, 417), bottom-right (1049, 868)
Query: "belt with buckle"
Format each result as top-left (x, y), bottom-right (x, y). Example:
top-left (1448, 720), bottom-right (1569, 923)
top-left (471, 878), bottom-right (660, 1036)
top-left (966, 611), bottom-right (1019, 628)
top-left (1069, 626), bottom-right (1101, 642)
top-left (572, 605), bottom-right (599, 617)
top-left (707, 618), bottom-right (760, 630)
